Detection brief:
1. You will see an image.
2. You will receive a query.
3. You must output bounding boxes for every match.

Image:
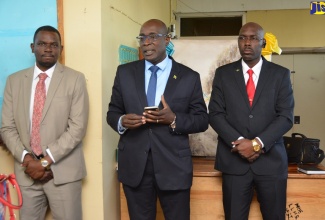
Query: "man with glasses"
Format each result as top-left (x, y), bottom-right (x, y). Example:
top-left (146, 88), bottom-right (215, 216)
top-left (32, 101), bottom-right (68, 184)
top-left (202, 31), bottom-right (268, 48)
top-left (209, 22), bottom-right (294, 220)
top-left (107, 19), bottom-right (208, 220)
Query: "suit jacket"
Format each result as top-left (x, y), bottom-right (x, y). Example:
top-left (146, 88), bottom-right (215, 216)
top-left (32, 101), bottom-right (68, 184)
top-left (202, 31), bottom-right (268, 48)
top-left (209, 57), bottom-right (294, 175)
top-left (107, 57), bottom-right (208, 190)
top-left (1, 62), bottom-right (89, 186)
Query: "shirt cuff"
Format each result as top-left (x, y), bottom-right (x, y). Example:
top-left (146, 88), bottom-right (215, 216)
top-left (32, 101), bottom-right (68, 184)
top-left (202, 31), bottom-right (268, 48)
top-left (22, 150), bottom-right (29, 163)
top-left (233, 136), bottom-right (244, 148)
top-left (46, 148), bottom-right (55, 163)
top-left (118, 115), bottom-right (127, 134)
top-left (255, 137), bottom-right (264, 148)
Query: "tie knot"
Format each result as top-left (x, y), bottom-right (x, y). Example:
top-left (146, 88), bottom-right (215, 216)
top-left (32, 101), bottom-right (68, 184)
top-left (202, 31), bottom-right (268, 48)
top-left (247, 69), bottom-right (254, 76)
top-left (149, 66), bottom-right (160, 74)
top-left (39, 73), bottom-right (48, 81)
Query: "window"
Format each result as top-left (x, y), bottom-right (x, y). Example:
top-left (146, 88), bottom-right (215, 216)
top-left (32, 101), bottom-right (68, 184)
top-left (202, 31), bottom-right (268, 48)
top-left (180, 16), bottom-right (242, 37)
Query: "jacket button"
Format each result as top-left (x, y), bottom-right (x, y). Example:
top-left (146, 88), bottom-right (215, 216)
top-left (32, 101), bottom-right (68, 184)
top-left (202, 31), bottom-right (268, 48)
top-left (249, 115), bottom-right (253, 118)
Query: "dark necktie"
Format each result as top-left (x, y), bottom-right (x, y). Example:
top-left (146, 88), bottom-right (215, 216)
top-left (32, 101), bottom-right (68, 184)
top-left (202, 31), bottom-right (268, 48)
top-left (31, 73), bottom-right (47, 156)
top-left (246, 69), bottom-right (255, 107)
top-left (147, 66), bottom-right (159, 106)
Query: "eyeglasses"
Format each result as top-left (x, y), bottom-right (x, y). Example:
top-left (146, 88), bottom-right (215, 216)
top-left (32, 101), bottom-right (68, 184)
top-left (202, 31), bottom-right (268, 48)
top-left (136, 34), bottom-right (169, 44)
top-left (238, 36), bottom-right (263, 42)
top-left (36, 42), bottom-right (60, 49)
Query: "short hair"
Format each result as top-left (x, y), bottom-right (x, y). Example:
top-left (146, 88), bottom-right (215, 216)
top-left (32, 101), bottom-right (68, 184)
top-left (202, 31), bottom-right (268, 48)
top-left (33, 25), bottom-right (61, 43)
top-left (142, 19), bottom-right (168, 34)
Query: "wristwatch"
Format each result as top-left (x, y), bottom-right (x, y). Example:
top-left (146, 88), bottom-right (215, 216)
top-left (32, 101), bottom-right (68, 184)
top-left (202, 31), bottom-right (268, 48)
top-left (40, 158), bottom-right (51, 170)
top-left (252, 139), bottom-right (261, 152)
top-left (170, 115), bottom-right (176, 131)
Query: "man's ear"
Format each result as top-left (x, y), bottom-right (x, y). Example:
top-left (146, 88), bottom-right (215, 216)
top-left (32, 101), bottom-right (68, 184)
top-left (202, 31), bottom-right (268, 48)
top-left (165, 34), bottom-right (171, 46)
top-left (30, 43), bottom-right (35, 53)
top-left (262, 39), bottom-right (266, 48)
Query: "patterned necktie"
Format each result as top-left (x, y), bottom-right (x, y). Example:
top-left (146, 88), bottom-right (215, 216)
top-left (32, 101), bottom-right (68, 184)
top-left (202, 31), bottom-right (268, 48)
top-left (31, 73), bottom-right (48, 156)
top-left (147, 66), bottom-right (159, 106)
top-left (246, 69), bottom-right (255, 107)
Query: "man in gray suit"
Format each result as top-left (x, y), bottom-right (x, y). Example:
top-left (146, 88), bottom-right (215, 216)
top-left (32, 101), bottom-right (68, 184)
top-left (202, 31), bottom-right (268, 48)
top-left (209, 22), bottom-right (294, 220)
top-left (107, 19), bottom-right (208, 220)
top-left (1, 25), bottom-right (89, 220)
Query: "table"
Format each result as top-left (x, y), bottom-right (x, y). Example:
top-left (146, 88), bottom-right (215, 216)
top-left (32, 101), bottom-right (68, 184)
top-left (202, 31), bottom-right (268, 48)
top-left (120, 157), bottom-right (325, 219)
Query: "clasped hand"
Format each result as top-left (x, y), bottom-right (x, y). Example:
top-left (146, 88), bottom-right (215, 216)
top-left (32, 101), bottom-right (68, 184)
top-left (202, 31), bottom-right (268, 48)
top-left (121, 95), bottom-right (175, 129)
top-left (21, 154), bottom-right (50, 181)
top-left (231, 139), bottom-right (263, 163)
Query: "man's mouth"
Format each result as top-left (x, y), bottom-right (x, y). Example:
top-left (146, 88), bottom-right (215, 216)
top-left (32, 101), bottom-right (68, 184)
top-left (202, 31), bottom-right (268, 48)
top-left (42, 55), bottom-right (54, 58)
top-left (243, 47), bottom-right (252, 52)
top-left (243, 49), bottom-right (253, 55)
top-left (143, 50), bottom-right (155, 56)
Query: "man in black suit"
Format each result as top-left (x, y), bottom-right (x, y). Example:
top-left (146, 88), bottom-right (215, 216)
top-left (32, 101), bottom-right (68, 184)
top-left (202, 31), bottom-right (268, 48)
top-left (107, 19), bottom-right (208, 220)
top-left (209, 22), bottom-right (294, 220)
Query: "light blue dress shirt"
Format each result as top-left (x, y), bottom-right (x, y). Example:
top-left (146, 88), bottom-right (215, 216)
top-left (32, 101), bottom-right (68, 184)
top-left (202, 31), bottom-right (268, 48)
top-left (118, 55), bottom-right (172, 134)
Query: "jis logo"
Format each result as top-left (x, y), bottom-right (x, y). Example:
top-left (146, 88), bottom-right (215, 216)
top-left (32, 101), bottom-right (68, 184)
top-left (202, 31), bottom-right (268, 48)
top-left (310, 2), bottom-right (325, 14)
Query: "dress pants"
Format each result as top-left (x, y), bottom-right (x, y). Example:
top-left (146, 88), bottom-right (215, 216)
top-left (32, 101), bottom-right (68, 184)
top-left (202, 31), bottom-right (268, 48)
top-left (123, 150), bottom-right (190, 220)
top-left (20, 179), bottom-right (82, 220)
top-left (222, 169), bottom-right (287, 220)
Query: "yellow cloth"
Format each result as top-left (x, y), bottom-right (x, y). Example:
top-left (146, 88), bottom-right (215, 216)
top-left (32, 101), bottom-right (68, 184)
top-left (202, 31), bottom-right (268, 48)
top-left (262, 32), bottom-right (282, 56)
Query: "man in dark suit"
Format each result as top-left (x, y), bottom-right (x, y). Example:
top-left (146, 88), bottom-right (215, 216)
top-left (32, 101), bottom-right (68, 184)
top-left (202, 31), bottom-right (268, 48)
top-left (209, 22), bottom-right (294, 220)
top-left (107, 19), bottom-right (208, 220)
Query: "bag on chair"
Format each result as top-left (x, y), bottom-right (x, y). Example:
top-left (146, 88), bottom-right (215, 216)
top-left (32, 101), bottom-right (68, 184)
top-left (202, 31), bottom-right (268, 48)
top-left (283, 133), bottom-right (325, 164)
top-left (0, 174), bottom-right (22, 220)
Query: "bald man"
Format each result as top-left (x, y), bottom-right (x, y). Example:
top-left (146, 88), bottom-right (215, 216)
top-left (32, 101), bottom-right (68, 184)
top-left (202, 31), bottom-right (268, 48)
top-left (209, 22), bottom-right (294, 220)
top-left (107, 19), bottom-right (208, 220)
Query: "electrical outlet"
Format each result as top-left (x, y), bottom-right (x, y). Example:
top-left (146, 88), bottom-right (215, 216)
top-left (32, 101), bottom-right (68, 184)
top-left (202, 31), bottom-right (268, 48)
top-left (294, 116), bottom-right (300, 124)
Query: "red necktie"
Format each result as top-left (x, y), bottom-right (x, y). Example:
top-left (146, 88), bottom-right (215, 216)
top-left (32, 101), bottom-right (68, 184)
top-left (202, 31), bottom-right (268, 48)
top-left (31, 73), bottom-right (47, 156)
top-left (246, 69), bottom-right (255, 107)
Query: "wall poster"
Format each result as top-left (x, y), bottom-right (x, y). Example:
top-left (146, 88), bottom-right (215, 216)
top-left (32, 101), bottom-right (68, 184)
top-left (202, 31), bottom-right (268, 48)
top-left (171, 39), bottom-right (241, 156)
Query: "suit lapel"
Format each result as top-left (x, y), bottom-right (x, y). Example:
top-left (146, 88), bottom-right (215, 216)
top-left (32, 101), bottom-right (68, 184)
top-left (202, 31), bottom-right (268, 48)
top-left (135, 57), bottom-right (182, 109)
top-left (233, 57), bottom-right (271, 109)
top-left (134, 60), bottom-right (148, 108)
top-left (253, 57), bottom-right (271, 107)
top-left (42, 63), bottom-right (64, 121)
top-left (233, 60), bottom-right (251, 108)
top-left (161, 58), bottom-right (182, 109)
top-left (252, 58), bottom-right (271, 108)
top-left (23, 68), bottom-right (34, 132)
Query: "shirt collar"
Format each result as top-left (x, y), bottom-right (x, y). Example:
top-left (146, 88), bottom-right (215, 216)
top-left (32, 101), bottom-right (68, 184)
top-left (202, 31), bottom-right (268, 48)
top-left (145, 54), bottom-right (170, 72)
top-left (241, 57), bottom-right (263, 75)
top-left (33, 63), bottom-right (56, 80)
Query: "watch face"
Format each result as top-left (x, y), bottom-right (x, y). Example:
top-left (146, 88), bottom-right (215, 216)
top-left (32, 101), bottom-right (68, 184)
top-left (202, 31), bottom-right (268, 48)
top-left (41, 159), bottom-right (49, 167)
top-left (253, 145), bottom-right (261, 152)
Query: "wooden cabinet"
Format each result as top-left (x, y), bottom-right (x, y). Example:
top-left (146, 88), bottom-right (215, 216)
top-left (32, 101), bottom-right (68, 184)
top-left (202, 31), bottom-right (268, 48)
top-left (120, 157), bottom-right (325, 219)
